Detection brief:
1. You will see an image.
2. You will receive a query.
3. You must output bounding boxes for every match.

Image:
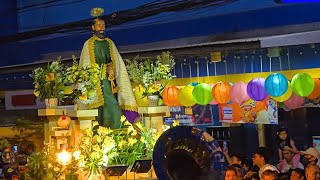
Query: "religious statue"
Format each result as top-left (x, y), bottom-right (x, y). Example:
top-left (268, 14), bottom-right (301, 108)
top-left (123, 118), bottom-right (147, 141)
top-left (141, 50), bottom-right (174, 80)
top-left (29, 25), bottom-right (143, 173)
top-left (79, 8), bottom-right (139, 128)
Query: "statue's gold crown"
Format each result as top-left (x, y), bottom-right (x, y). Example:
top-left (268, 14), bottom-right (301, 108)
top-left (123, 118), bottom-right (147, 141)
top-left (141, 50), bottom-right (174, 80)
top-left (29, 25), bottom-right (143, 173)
top-left (90, 7), bottom-right (104, 18)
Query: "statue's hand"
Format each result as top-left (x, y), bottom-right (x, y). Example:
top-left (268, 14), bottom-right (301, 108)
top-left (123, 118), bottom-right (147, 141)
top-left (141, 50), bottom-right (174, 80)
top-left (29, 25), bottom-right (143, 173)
top-left (107, 64), bottom-right (114, 76)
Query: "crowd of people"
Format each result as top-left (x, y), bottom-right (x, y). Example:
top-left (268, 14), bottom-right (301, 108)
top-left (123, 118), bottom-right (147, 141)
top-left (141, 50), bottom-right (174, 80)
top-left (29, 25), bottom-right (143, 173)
top-left (223, 128), bottom-right (320, 180)
top-left (0, 144), bottom-right (34, 180)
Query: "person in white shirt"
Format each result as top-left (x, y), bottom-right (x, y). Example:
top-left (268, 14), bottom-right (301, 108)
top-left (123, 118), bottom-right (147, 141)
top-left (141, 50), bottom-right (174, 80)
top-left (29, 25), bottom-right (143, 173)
top-left (252, 147), bottom-right (279, 178)
top-left (277, 149), bottom-right (304, 173)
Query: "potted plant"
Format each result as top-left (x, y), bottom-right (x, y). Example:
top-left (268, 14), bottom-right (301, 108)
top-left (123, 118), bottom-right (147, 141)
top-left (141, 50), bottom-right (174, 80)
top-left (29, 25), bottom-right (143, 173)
top-left (26, 143), bottom-right (70, 180)
top-left (76, 116), bottom-right (161, 178)
top-left (65, 56), bottom-right (101, 109)
top-left (108, 117), bottom-right (160, 166)
top-left (77, 121), bottom-right (117, 179)
top-left (31, 57), bottom-right (66, 108)
top-left (64, 150), bottom-right (80, 180)
top-left (126, 51), bottom-right (175, 106)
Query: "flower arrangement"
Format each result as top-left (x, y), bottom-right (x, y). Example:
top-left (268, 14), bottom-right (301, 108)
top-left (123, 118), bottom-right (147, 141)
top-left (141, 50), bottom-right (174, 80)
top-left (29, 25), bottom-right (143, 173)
top-left (65, 56), bottom-right (100, 104)
top-left (26, 142), bottom-right (69, 180)
top-left (109, 116), bottom-right (160, 166)
top-left (31, 57), bottom-right (66, 101)
top-left (77, 121), bottom-right (117, 175)
top-left (77, 116), bottom-right (160, 172)
top-left (126, 51), bottom-right (175, 97)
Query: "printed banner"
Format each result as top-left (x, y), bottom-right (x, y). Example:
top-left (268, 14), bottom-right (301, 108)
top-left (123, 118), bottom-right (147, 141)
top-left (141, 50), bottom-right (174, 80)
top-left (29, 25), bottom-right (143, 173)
top-left (163, 105), bottom-right (214, 126)
top-left (218, 97), bottom-right (278, 124)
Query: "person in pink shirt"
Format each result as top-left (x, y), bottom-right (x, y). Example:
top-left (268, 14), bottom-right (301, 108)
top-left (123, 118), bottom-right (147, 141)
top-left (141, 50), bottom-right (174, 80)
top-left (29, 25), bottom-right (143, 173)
top-left (277, 149), bottom-right (304, 173)
top-left (276, 128), bottom-right (301, 167)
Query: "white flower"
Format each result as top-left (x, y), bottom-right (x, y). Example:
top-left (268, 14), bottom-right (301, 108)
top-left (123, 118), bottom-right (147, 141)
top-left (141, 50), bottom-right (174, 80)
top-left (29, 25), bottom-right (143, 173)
top-left (102, 155), bottom-right (109, 166)
top-left (73, 150), bottom-right (80, 160)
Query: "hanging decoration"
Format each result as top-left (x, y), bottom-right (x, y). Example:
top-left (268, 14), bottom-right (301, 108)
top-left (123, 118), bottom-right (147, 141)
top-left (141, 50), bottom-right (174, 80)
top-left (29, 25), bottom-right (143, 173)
top-left (272, 82), bottom-right (292, 102)
top-left (307, 78), bottom-right (320, 99)
top-left (284, 93), bottom-right (304, 109)
top-left (265, 73), bottom-right (288, 97)
top-left (57, 111), bottom-right (71, 129)
top-left (178, 86), bottom-right (196, 107)
top-left (229, 81), bottom-right (250, 105)
top-left (189, 82), bottom-right (200, 87)
top-left (209, 84), bottom-right (219, 105)
top-left (162, 86), bottom-right (180, 107)
top-left (247, 78), bottom-right (268, 101)
top-left (291, 73), bottom-right (314, 97)
top-left (192, 83), bottom-right (213, 105)
top-left (212, 82), bottom-right (231, 104)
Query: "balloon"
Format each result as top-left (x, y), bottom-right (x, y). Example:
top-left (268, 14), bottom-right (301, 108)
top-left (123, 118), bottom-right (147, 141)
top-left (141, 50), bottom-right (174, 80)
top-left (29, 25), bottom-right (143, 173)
top-left (189, 82), bottom-right (200, 87)
top-left (212, 82), bottom-right (232, 104)
top-left (178, 86), bottom-right (196, 107)
top-left (283, 104), bottom-right (291, 112)
top-left (134, 86), bottom-right (148, 106)
top-left (158, 98), bottom-right (163, 106)
top-left (307, 78), bottom-right (320, 99)
top-left (209, 84), bottom-right (218, 105)
top-left (230, 81), bottom-right (250, 105)
top-left (272, 82), bottom-right (292, 102)
top-left (265, 73), bottom-right (288, 97)
top-left (247, 78), bottom-right (268, 101)
top-left (162, 86), bottom-right (180, 107)
top-left (284, 93), bottom-right (304, 109)
top-left (192, 83), bottom-right (213, 105)
top-left (291, 73), bottom-right (314, 97)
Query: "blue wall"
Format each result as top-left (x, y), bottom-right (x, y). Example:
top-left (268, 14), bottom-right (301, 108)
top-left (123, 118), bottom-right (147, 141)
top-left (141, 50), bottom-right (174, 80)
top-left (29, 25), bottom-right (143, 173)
top-left (174, 44), bottom-right (320, 78)
top-left (0, 0), bottom-right (18, 35)
top-left (16, 0), bottom-right (155, 32)
top-left (1, 44), bottom-right (319, 91)
top-left (2, 2), bottom-right (320, 68)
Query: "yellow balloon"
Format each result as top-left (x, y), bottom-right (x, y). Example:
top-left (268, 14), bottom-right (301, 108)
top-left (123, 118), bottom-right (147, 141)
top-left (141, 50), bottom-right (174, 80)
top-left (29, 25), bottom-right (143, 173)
top-left (134, 86), bottom-right (148, 106)
top-left (178, 86), bottom-right (196, 107)
top-left (272, 82), bottom-right (292, 102)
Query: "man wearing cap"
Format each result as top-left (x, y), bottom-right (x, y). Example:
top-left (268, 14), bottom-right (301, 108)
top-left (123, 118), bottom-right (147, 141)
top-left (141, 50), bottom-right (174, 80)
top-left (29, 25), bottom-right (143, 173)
top-left (79, 10), bottom-right (139, 128)
top-left (300, 147), bottom-right (320, 168)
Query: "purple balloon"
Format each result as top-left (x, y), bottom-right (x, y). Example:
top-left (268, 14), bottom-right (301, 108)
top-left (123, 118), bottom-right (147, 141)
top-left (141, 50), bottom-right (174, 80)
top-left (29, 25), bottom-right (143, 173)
top-left (247, 78), bottom-right (268, 101)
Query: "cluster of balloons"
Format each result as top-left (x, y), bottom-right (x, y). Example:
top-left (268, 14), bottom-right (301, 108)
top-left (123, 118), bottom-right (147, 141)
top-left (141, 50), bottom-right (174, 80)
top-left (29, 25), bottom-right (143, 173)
top-left (133, 73), bottom-right (320, 111)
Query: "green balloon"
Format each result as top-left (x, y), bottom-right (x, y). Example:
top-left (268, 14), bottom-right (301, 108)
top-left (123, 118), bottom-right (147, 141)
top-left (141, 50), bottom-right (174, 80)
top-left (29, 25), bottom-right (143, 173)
top-left (291, 73), bottom-right (315, 97)
top-left (158, 98), bottom-right (163, 106)
top-left (192, 83), bottom-right (213, 105)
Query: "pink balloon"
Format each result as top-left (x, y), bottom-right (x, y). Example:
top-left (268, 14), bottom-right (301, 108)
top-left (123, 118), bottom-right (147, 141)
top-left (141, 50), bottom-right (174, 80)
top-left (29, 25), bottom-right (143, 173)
top-left (230, 81), bottom-right (250, 105)
top-left (209, 84), bottom-right (218, 105)
top-left (284, 93), bottom-right (304, 109)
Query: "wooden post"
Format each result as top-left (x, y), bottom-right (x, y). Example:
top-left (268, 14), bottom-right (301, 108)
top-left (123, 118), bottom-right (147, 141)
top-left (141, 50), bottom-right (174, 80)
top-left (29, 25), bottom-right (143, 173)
top-left (138, 106), bottom-right (170, 133)
top-left (38, 109), bottom-right (65, 144)
top-left (257, 124), bottom-right (266, 147)
top-left (67, 109), bottom-right (98, 147)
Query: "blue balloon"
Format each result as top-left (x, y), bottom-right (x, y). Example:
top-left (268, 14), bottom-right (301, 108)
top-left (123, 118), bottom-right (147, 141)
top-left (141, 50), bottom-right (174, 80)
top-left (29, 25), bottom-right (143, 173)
top-left (265, 73), bottom-right (288, 97)
top-left (189, 82), bottom-right (200, 87)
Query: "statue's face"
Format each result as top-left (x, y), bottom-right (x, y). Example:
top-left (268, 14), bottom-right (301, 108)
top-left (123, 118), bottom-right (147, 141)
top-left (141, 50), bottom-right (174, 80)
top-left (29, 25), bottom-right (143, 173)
top-left (92, 19), bottom-right (105, 38)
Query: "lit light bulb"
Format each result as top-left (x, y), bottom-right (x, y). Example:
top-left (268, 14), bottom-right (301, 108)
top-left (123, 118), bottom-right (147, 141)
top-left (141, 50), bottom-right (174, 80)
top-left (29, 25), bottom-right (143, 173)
top-left (57, 151), bottom-right (72, 165)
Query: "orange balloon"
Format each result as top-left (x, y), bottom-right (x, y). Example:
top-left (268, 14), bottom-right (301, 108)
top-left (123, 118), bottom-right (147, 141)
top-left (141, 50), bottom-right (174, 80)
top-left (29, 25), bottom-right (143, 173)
top-left (162, 86), bottom-right (180, 107)
top-left (307, 78), bottom-right (320, 99)
top-left (212, 82), bottom-right (231, 104)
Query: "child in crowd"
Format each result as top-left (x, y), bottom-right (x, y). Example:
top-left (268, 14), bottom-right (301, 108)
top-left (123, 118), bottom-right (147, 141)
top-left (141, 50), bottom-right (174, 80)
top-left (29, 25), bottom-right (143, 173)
top-left (261, 169), bottom-right (278, 180)
top-left (225, 166), bottom-right (238, 180)
top-left (276, 128), bottom-right (301, 166)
